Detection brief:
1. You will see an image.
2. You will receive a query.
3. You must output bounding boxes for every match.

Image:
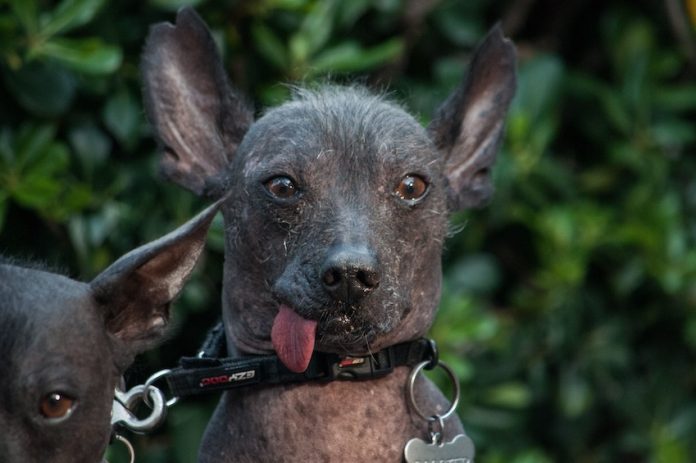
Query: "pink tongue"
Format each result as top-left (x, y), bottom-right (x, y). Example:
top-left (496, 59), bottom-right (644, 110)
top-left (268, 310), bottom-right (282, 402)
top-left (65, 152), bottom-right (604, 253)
top-left (271, 304), bottom-right (318, 373)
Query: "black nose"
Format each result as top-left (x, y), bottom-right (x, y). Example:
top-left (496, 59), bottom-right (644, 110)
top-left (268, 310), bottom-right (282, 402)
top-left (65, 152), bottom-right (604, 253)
top-left (321, 246), bottom-right (380, 303)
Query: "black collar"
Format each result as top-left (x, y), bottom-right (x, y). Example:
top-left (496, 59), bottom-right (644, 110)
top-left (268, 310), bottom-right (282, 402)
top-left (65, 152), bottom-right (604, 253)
top-left (165, 322), bottom-right (438, 399)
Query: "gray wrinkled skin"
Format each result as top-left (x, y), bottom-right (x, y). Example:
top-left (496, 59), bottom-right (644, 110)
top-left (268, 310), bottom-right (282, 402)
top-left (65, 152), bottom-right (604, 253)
top-left (141, 7), bottom-right (516, 461)
top-left (0, 203), bottom-right (217, 463)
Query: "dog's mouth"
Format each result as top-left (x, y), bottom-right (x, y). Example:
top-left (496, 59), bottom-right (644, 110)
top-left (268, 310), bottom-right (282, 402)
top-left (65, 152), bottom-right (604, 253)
top-left (270, 303), bottom-right (380, 373)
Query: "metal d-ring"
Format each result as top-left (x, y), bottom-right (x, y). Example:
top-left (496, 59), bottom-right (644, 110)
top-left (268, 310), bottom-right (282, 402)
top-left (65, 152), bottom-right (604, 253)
top-left (407, 360), bottom-right (460, 421)
top-left (143, 369), bottom-right (178, 408)
top-left (112, 434), bottom-right (135, 463)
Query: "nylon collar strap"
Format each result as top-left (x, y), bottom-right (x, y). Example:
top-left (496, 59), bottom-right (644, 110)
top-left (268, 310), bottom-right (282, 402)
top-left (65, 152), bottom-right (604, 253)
top-left (165, 323), bottom-right (438, 399)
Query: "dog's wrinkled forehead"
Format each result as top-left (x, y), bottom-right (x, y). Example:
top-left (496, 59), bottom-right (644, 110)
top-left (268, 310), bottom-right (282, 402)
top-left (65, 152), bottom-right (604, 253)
top-left (0, 275), bottom-right (31, 387)
top-left (0, 266), bottom-right (91, 388)
top-left (237, 86), bottom-right (436, 175)
top-left (0, 265), bottom-right (93, 349)
top-left (0, 265), bottom-right (89, 316)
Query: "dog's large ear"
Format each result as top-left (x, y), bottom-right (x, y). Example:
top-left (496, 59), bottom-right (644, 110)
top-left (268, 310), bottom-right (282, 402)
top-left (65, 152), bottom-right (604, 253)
top-left (141, 7), bottom-right (253, 197)
top-left (90, 202), bottom-right (219, 354)
top-left (428, 25), bottom-right (517, 211)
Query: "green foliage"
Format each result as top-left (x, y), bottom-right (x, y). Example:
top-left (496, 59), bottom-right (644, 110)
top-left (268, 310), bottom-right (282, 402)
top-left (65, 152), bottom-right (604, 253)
top-left (1, 0), bottom-right (695, 461)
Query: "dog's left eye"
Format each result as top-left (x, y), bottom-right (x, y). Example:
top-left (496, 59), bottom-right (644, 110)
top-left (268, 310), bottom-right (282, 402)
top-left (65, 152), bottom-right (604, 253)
top-left (39, 392), bottom-right (76, 422)
top-left (394, 174), bottom-right (428, 202)
top-left (264, 176), bottom-right (298, 200)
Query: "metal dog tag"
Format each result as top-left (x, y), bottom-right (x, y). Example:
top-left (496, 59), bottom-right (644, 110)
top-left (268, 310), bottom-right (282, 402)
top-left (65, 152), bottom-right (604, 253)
top-left (404, 433), bottom-right (475, 463)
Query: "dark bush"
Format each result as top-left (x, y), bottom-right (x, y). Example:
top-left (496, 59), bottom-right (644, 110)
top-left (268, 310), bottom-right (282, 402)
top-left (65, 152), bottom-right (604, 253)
top-left (1, 0), bottom-right (695, 461)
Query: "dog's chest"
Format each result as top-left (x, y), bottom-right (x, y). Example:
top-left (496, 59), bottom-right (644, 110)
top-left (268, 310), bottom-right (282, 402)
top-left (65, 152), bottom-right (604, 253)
top-left (199, 368), bottom-right (464, 462)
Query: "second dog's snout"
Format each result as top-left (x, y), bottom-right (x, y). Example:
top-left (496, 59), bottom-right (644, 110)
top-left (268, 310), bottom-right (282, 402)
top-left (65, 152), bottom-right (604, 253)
top-left (321, 247), bottom-right (380, 302)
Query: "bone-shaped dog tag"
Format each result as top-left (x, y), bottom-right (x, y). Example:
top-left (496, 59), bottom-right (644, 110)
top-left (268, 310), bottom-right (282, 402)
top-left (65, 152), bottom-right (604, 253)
top-left (404, 434), bottom-right (475, 463)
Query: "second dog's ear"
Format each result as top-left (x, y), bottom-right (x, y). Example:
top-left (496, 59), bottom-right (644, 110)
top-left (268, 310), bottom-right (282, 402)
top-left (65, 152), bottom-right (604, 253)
top-left (90, 202), bottom-right (219, 356)
top-left (428, 25), bottom-right (517, 211)
top-left (141, 7), bottom-right (253, 197)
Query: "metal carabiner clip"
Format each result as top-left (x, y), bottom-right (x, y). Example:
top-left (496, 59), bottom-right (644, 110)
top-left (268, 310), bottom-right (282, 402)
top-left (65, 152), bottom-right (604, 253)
top-left (111, 384), bottom-right (167, 433)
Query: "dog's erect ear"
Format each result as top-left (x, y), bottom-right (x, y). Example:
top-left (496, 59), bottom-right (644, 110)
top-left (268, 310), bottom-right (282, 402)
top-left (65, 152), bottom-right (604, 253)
top-left (428, 25), bottom-right (517, 211)
top-left (141, 7), bottom-right (253, 197)
top-left (90, 202), bottom-right (219, 353)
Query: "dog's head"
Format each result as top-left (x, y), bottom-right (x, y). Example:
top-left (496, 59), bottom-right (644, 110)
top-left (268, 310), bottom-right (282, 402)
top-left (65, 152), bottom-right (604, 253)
top-left (142, 8), bottom-right (515, 372)
top-left (0, 204), bottom-right (216, 462)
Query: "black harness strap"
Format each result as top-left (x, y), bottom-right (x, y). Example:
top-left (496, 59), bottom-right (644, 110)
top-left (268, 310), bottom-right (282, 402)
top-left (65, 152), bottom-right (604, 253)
top-left (165, 323), bottom-right (436, 399)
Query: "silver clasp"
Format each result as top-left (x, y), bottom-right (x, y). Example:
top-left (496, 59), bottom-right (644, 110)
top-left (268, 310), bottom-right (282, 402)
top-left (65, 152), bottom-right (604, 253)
top-left (111, 384), bottom-right (167, 433)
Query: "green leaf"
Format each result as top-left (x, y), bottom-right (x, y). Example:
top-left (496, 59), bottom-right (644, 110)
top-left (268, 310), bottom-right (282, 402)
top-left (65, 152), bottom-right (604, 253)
top-left (2, 61), bottom-right (76, 116)
top-left (9, 0), bottom-right (38, 34)
top-left (289, 0), bottom-right (338, 65)
top-left (15, 124), bottom-right (56, 170)
top-left (0, 128), bottom-right (12, 165)
top-left (289, 35), bottom-right (310, 66)
top-left (0, 192), bottom-right (8, 233)
top-left (68, 122), bottom-right (111, 176)
top-left (258, 84), bottom-right (291, 106)
top-left (309, 42), bottom-right (360, 72)
top-left (148, 0), bottom-right (204, 12)
top-left (77, 202), bottom-right (122, 247)
top-left (373, 0), bottom-right (401, 13)
top-left (654, 85), bottom-right (696, 112)
top-left (169, 403), bottom-right (215, 463)
top-left (653, 425), bottom-right (690, 463)
top-left (484, 382), bottom-right (532, 409)
top-left (36, 37), bottom-right (122, 75)
top-left (299, 0), bottom-right (337, 56)
top-left (510, 450), bottom-right (553, 463)
top-left (265, 0), bottom-right (309, 9)
top-left (62, 183), bottom-right (93, 214)
top-left (433, 5), bottom-right (483, 46)
top-left (13, 174), bottom-right (64, 210)
top-left (23, 143), bottom-right (70, 180)
top-left (566, 73), bottom-right (631, 134)
top-left (103, 89), bottom-right (141, 148)
top-left (252, 23), bottom-right (288, 70)
top-left (559, 370), bottom-right (592, 417)
top-left (39, 0), bottom-right (106, 38)
top-left (310, 38), bottom-right (403, 74)
top-left (512, 55), bottom-right (564, 127)
top-left (447, 254), bottom-right (501, 295)
top-left (355, 38), bottom-right (404, 68)
top-left (336, 0), bottom-right (371, 28)
top-left (651, 118), bottom-right (696, 148)
top-left (207, 214), bottom-right (226, 253)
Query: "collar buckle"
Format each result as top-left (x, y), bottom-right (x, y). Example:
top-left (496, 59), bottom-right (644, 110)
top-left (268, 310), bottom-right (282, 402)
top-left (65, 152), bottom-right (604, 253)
top-left (328, 348), bottom-right (395, 380)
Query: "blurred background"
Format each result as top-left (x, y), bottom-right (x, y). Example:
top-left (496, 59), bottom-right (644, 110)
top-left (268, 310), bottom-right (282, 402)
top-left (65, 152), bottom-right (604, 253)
top-left (1, 0), bottom-right (695, 461)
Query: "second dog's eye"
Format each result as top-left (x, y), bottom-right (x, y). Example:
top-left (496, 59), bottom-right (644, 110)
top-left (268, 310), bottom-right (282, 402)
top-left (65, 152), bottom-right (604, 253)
top-left (394, 174), bottom-right (428, 202)
top-left (264, 176), bottom-right (298, 199)
top-left (39, 392), bottom-right (75, 422)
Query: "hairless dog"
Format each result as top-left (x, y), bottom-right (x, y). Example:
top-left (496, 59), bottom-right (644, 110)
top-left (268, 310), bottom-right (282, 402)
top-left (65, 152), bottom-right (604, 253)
top-left (142, 8), bottom-right (516, 461)
top-left (0, 203), bottom-right (218, 463)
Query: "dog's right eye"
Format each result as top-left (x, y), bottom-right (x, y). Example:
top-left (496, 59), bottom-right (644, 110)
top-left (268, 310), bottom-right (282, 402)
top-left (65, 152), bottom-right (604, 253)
top-left (264, 176), bottom-right (298, 200)
top-left (394, 174), bottom-right (428, 203)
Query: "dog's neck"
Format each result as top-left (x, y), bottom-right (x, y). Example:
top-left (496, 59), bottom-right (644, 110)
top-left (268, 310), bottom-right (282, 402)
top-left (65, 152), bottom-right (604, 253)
top-left (204, 299), bottom-right (463, 462)
top-left (198, 368), bottom-right (464, 462)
